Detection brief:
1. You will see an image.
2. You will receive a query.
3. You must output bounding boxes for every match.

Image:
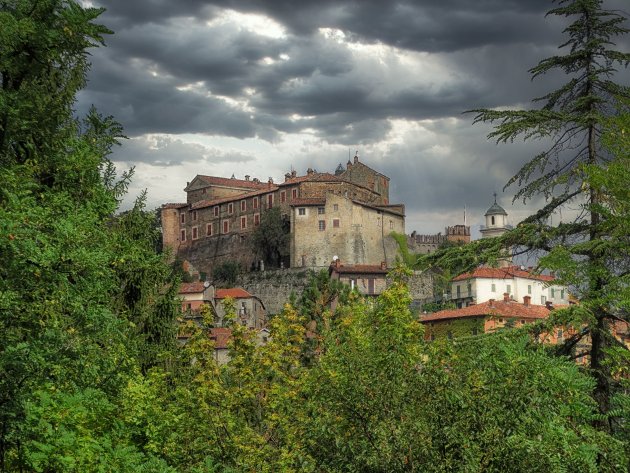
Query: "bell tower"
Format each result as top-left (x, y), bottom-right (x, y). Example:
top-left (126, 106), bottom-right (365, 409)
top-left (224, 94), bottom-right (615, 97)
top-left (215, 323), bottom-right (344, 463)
top-left (480, 193), bottom-right (509, 239)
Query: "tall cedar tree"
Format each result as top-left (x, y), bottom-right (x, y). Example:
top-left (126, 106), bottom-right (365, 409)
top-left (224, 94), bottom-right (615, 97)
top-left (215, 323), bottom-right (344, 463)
top-left (424, 0), bottom-right (630, 434)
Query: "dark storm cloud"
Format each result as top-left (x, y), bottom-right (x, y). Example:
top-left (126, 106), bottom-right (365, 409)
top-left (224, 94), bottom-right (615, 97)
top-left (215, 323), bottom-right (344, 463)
top-left (82, 0), bottom-right (630, 228)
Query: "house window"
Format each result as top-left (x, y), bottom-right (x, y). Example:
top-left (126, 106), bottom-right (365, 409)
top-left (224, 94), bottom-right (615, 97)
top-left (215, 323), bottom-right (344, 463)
top-left (202, 188), bottom-right (206, 194)
top-left (472, 327), bottom-right (478, 336)
top-left (333, 219), bottom-right (340, 228)
top-left (241, 200), bottom-right (246, 212)
top-left (557, 329), bottom-right (563, 340)
top-left (298, 208), bottom-right (306, 216)
top-left (368, 279), bottom-right (375, 294)
top-left (551, 288), bottom-right (555, 298)
top-left (228, 203), bottom-right (234, 214)
top-left (467, 283), bottom-right (472, 296)
top-left (318, 220), bottom-right (326, 231)
top-left (241, 216), bottom-right (247, 230)
top-left (253, 197), bottom-right (259, 209)
top-left (254, 213), bottom-right (260, 226)
top-left (389, 220), bottom-right (394, 229)
top-left (192, 226), bottom-right (198, 240)
top-left (541, 295), bottom-right (546, 304)
top-left (528, 285), bottom-right (532, 294)
top-left (206, 223), bottom-right (213, 236)
top-left (447, 332), bottom-right (453, 340)
top-left (318, 207), bottom-right (325, 215)
top-left (491, 283), bottom-right (496, 292)
top-left (561, 289), bottom-right (565, 299)
top-left (291, 188), bottom-right (297, 199)
top-left (192, 210), bottom-right (197, 221)
top-left (180, 229), bottom-right (186, 241)
top-left (498, 318), bottom-right (504, 323)
top-left (280, 191), bottom-right (286, 203)
top-left (506, 284), bottom-right (511, 294)
top-left (333, 204), bottom-right (339, 211)
top-left (223, 220), bottom-right (229, 234)
top-left (456, 285), bottom-right (461, 297)
top-left (180, 212), bottom-right (185, 224)
top-left (520, 319), bottom-right (525, 324)
top-left (214, 206), bottom-right (219, 217)
top-left (267, 194), bottom-right (273, 208)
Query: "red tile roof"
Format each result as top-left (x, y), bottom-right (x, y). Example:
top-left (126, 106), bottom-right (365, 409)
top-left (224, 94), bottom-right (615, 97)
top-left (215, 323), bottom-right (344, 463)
top-left (215, 288), bottom-right (253, 299)
top-left (195, 175), bottom-right (269, 190)
top-left (331, 264), bottom-right (388, 275)
top-left (290, 198), bottom-right (326, 206)
top-left (278, 172), bottom-right (343, 186)
top-left (209, 327), bottom-right (231, 349)
top-left (179, 282), bottom-right (207, 294)
top-left (452, 266), bottom-right (555, 283)
top-left (420, 299), bottom-right (552, 323)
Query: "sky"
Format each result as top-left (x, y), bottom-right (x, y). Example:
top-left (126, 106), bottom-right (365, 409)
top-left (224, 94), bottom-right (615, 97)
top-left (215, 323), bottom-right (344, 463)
top-left (77, 0), bottom-right (629, 236)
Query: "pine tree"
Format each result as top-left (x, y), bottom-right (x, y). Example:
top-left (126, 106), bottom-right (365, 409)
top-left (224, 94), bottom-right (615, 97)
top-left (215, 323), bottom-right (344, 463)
top-left (456, 0), bottom-right (630, 433)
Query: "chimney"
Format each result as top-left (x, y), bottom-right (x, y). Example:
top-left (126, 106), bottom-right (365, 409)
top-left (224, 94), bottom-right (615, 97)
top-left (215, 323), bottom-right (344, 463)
top-left (335, 258), bottom-right (341, 269)
top-left (285, 172), bottom-right (291, 182)
top-left (380, 261), bottom-right (386, 270)
top-left (253, 177), bottom-right (260, 183)
top-left (306, 168), bottom-right (314, 175)
top-left (291, 170), bottom-right (297, 178)
top-left (545, 301), bottom-right (553, 310)
top-left (503, 292), bottom-right (510, 302)
top-left (354, 154), bottom-right (359, 164)
top-left (489, 299), bottom-right (495, 308)
top-left (523, 295), bottom-right (531, 306)
top-left (244, 175), bottom-right (250, 181)
top-left (268, 177), bottom-right (273, 184)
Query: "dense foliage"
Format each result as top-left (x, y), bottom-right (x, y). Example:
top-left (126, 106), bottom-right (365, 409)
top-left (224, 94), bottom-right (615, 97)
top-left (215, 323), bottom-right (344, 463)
top-left (1, 1), bottom-right (629, 472)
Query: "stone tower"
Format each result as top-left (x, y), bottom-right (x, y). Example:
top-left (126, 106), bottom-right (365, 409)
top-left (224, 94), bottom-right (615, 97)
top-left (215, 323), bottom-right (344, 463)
top-left (480, 193), bottom-right (509, 239)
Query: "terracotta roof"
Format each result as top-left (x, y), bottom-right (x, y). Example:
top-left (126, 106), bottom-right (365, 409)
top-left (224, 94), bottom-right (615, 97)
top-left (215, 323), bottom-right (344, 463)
top-left (351, 200), bottom-right (405, 217)
top-left (179, 282), bottom-right (207, 294)
top-left (195, 175), bottom-right (269, 190)
top-left (190, 185), bottom-right (281, 210)
top-left (290, 198), bottom-right (326, 206)
top-left (215, 288), bottom-right (253, 299)
top-left (278, 172), bottom-right (343, 186)
top-left (209, 327), bottom-right (231, 349)
top-left (331, 264), bottom-right (388, 275)
top-left (162, 202), bottom-right (188, 209)
top-left (452, 266), bottom-right (555, 283)
top-left (420, 299), bottom-right (552, 323)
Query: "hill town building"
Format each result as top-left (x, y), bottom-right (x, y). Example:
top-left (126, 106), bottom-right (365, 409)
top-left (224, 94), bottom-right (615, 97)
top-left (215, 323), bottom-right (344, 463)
top-left (161, 155), bottom-right (404, 277)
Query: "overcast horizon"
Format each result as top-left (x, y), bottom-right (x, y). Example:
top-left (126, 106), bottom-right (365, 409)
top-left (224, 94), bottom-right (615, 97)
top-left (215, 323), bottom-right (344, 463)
top-left (78, 0), bottom-right (629, 236)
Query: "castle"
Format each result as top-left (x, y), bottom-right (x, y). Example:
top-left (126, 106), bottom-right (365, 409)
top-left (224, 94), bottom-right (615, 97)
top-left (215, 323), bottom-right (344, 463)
top-left (161, 155), bottom-right (406, 277)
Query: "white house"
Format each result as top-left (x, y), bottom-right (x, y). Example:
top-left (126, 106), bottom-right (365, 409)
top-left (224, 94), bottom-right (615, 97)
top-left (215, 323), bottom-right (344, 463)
top-left (449, 265), bottom-right (569, 309)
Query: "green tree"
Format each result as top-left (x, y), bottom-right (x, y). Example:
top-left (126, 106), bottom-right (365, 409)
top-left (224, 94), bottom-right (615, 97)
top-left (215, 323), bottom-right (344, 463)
top-left (424, 0), bottom-right (630, 434)
top-left (213, 261), bottom-right (241, 287)
top-left (251, 207), bottom-right (290, 268)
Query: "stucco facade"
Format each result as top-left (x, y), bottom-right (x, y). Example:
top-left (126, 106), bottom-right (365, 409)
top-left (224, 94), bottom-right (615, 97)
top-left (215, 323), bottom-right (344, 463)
top-left (161, 156), bottom-right (403, 276)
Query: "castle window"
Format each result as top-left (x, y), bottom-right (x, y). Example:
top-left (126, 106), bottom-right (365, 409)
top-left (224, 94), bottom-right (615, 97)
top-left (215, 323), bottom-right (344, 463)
top-left (280, 191), bottom-right (286, 203)
top-left (192, 226), bottom-right (198, 240)
top-left (241, 200), bottom-right (246, 212)
top-left (192, 210), bottom-right (197, 221)
top-left (267, 194), bottom-right (273, 208)
top-left (214, 206), bottom-right (219, 217)
top-left (180, 212), bottom-right (185, 224)
top-left (254, 213), bottom-right (260, 226)
top-left (491, 216), bottom-right (495, 225)
top-left (333, 219), bottom-right (340, 228)
top-left (291, 188), bottom-right (297, 199)
top-left (180, 229), bottom-right (186, 241)
top-left (228, 203), bottom-right (234, 214)
top-left (298, 208), bottom-right (306, 216)
top-left (202, 188), bottom-right (206, 194)
top-left (318, 220), bottom-right (326, 231)
top-left (389, 220), bottom-right (394, 229)
top-left (223, 220), bottom-right (229, 234)
top-left (333, 204), bottom-right (338, 211)
top-left (206, 223), bottom-right (213, 236)
top-left (253, 197), bottom-right (259, 209)
top-left (318, 207), bottom-right (325, 215)
top-left (241, 216), bottom-right (247, 230)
